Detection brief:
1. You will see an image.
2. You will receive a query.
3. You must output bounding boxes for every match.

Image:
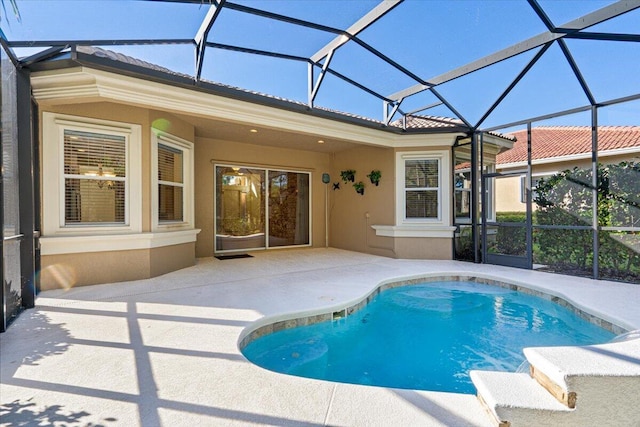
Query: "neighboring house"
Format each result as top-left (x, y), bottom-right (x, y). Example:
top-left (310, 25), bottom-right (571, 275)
top-left (29, 47), bottom-right (514, 289)
top-left (495, 126), bottom-right (640, 213)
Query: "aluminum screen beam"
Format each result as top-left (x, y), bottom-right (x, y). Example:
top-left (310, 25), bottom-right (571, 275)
top-left (481, 105), bottom-right (592, 133)
top-left (310, 0), bottom-right (402, 63)
top-left (563, 32), bottom-right (640, 42)
top-left (309, 0), bottom-right (404, 112)
top-left (19, 45), bottom-right (70, 67)
top-left (429, 86), bottom-right (471, 128)
top-left (384, 100), bottom-right (402, 126)
top-left (206, 42), bottom-right (309, 62)
top-left (8, 39), bottom-right (194, 48)
top-left (527, 0), bottom-right (555, 31)
top-left (309, 50), bottom-right (334, 107)
top-left (0, 28), bottom-right (19, 67)
top-left (324, 67), bottom-right (389, 102)
top-left (223, 2), bottom-right (343, 35)
top-left (195, 1), bottom-right (225, 81)
top-left (402, 101), bottom-right (443, 117)
top-left (388, 0), bottom-right (640, 102)
top-left (474, 43), bottom-right (552, 129)
top-left (557, 38), bottom-right (595, 105)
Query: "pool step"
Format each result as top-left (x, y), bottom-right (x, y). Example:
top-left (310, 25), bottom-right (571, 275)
top-left (470, 371), bottom-right (572, 427)
top-left (472, 338), bottom-right (640, 426)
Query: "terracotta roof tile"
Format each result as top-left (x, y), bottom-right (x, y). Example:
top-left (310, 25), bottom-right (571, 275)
top-left (397, 114), bottom-right (466, 129)
top-left (497, 126), bottom-right (640, 164)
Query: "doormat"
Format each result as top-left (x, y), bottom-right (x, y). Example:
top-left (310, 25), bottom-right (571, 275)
top-left (215, 254), bottom-right (254, 260)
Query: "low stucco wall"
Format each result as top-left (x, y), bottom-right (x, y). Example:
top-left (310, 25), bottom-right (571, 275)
top-left (393, 237), bottom-right (453, 259)
top-left (40, 242), bottom-right (195, 290)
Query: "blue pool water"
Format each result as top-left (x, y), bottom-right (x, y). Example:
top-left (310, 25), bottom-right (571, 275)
top-left (241, 281), bottom-right (615, 394)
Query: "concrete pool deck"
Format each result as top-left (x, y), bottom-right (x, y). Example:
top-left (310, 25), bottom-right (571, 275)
top-left (1, 248), bottom-right (639, 426)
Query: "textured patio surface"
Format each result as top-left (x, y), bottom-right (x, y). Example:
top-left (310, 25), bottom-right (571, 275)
top-left (1, 248), bottom-right (639, 426)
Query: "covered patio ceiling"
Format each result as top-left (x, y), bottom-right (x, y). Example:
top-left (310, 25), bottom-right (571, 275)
top-left (1, 0), bottom-right (639, 134)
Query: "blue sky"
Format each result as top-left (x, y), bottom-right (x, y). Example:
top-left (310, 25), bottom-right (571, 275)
top-left (2, 0), bottom-right (639, 129)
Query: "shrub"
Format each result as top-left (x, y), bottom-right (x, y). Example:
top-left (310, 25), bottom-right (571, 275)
top-left (491, 212), bottom-right (527, 255)
top-left (534, 162), bottom-right (640, 282)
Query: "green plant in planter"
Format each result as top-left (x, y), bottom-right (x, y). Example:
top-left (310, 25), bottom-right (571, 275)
top-left (353, 181), bottom-right (365, 195)
top-left (340, 169), bottom-right (356, 183)
top-left (367, 169), bottom-right (381, 186)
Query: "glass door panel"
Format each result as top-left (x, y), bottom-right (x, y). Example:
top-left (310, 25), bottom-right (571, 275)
top-left (268, 171), bottom-right (310, 247)
top-left (483, 173), bottom-right (531, 269)
top-left (215, 166), bottom-right (265, 251)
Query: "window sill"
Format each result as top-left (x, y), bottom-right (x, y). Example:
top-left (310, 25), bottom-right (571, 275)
top-left (40, 229), bottom-right (201, 255)
top-left (153, 222), bottom-right (194, 232)
top-left (372, 225), bottom-right (457, 238)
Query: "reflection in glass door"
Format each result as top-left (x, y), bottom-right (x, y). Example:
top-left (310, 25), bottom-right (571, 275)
top-left (215, 165), bottom-right (310, 253)
top-left (216, 166), bottom-right (266, 251)
top-left (268, 171), bottom-right (309, 247)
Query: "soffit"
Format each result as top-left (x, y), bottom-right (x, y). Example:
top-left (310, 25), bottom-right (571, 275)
top-left (181, 114), bottom-right (360, 154)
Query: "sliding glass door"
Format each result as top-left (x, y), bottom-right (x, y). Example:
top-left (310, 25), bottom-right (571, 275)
top-left (215, 165), bottom-right (310, 252)
top-left (268, 171), bottom-right (309, 247)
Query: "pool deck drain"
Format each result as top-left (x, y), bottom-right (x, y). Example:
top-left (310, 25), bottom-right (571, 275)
top-left (1, 248), bottom-right (639, 426)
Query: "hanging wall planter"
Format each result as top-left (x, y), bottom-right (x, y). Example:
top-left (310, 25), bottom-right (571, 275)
top-left (340, 169), bottom-right (356, 183)
top-left (367, 169), bottom-right (382, 186)
top-left (353, 181), bottom-right (365, 195)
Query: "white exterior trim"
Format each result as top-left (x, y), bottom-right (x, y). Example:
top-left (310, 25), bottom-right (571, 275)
top-left (372, 225), bottom-right (457, 238)
top-left (151, 130), bottom-right (195, 232)
top-left (31, 67), bottom-right (464, 149)
top-left (40, 229), bottom-right (201, 255)
top-left (41, 112), bottom-right (142, 236)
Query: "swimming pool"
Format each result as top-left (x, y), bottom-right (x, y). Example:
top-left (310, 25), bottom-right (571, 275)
top-left (241, 280), bottom-right (615, 394)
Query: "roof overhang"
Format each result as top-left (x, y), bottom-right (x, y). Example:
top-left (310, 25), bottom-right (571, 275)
top-left (30, 56), bottom-right (470, 150)
top-left (453, 132), bottom-right (515, 157)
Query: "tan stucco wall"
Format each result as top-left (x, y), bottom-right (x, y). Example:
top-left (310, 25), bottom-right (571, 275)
top-left (193, 136), bottom-right (332, 257)
top-left (40, 243), bottom-right (195, 290)
top-left (330, 145), bottom-right (396, 257)
top-left (495, 175), bottom-right (525, 213)
top-left (329, 144), bottom-right (456, 259)
top-left (149, 242), bottom-right (196, 277)
top-left (393, 237), bottom-right (453, 259)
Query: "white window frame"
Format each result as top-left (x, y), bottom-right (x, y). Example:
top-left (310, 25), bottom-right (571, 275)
top-left (521, 173), bottom-right (551, 204)
top-left (151, 130), bottom-right (194, 232)
top-left (453, 166), bottom-right (472, 224)
top-left (484, 164), bottom-right (496, 223)
top-left (395, 151), bottom-right (450, 226)
top-left (42, 112), bottom-right (142, 236)
top-left (520, 175), bottom-right (528, 204)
